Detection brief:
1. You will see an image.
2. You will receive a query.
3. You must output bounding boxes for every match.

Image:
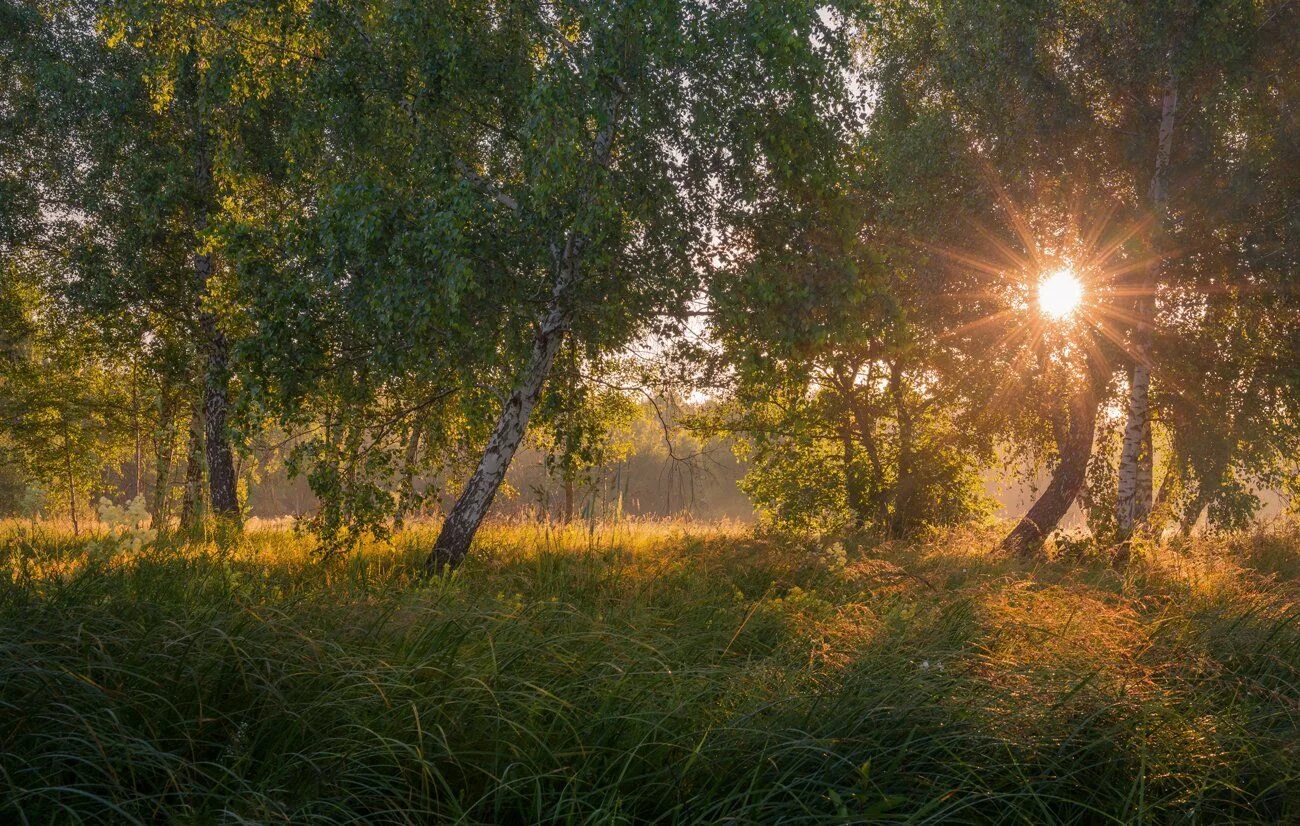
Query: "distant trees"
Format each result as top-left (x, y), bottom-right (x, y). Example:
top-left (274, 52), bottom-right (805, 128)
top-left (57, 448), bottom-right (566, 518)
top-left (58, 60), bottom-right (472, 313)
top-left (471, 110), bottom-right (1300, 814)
top-left (0, 0), bottom-right (311, 530)
top-left (701, 106), bottom-right (997, 536)
top-left (533, 349), bottom-right (638, 524)
top-left (1, 2), bottom-right (130, 529)
top-left (0, 276), bottom-right (132, 531)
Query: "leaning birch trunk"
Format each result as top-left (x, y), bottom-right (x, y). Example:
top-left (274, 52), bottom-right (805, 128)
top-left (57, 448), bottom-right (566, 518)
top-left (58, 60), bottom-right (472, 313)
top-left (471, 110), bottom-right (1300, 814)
top-left (424, 91), bottom-right (623, 574)
top-left (1147, 449), bottom-right (1184, 533)
top-left (1179, 488), bottom-right (1208, 534)
top-left (1116, 67), bottom-right (1178, 539)
top-left (424, 266), bottom-right (577, 573)
top-left (1000, 379), bottom-right (1100, 558)
top-left (1178, 447), bottom-right (1229, 534)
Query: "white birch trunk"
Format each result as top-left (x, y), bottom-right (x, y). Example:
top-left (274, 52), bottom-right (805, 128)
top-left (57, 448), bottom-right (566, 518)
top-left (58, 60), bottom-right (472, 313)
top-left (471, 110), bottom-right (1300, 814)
top-left (425, 90), bottom-right (623, 573)
top-left (1116, 67), bottom-right (1178, 538)
top-left (424, 247), bottom-right (580, 573)
top-left (1116, 364), bottom-right (1152, 535)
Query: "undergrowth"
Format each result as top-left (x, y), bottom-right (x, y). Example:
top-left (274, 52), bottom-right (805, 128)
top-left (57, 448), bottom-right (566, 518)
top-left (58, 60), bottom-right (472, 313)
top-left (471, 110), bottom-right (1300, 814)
top-left (0, 519), bottom-right (1296, 823)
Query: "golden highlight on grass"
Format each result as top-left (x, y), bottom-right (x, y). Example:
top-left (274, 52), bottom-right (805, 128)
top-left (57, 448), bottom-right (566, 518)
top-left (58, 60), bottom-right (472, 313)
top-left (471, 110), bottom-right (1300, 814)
top-left (1, 520), bottom-right (1297, 823)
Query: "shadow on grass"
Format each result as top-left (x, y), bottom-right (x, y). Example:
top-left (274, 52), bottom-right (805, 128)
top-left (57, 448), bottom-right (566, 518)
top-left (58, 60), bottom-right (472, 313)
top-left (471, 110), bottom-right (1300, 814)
top-left (0, 520), bottom-right (1296, 823)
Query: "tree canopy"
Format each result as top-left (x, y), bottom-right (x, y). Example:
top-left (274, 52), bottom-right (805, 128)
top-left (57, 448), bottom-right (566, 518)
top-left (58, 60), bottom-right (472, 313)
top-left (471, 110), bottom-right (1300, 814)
top-left (1, 0), bottom-right (1296, 563)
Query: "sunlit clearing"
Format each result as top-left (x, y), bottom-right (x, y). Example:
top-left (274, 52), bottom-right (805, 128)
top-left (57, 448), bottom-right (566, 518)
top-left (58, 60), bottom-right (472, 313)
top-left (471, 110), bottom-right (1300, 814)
top-left (1037, 269), bottom-right (1083, 320)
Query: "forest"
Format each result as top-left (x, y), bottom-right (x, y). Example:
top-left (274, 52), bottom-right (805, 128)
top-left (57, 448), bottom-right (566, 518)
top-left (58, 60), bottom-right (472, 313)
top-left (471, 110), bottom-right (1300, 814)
top-left (1, 0), bottom-right (1297, 822)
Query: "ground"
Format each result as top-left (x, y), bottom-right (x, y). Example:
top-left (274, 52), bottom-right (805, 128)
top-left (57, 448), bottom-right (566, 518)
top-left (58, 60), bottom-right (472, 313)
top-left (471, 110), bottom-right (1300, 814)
top-left (1, 520), bottom-right (1297, 823)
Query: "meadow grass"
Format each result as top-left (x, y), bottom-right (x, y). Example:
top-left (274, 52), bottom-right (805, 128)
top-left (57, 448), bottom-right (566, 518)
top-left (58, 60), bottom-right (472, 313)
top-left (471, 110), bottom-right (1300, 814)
top-left (0, 518), bottom-right (1296, 824)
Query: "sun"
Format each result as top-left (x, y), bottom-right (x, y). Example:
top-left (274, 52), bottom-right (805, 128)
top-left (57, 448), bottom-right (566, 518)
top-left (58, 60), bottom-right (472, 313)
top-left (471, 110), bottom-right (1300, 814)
top-left (1037, 268), bottom-right (1083, 320)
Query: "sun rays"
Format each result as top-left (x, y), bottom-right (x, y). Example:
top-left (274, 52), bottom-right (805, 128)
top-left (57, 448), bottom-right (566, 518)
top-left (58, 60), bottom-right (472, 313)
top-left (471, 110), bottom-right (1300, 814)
top-left (926, 191), bottom-right (1180, 388)
top-left (1038, 268), bottom-right (1084, 320)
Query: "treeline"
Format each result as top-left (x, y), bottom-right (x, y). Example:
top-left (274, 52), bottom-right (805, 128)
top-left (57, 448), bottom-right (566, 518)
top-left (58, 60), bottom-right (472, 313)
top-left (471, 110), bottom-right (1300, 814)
top-left (1, 0), bottom-right (1296, 566)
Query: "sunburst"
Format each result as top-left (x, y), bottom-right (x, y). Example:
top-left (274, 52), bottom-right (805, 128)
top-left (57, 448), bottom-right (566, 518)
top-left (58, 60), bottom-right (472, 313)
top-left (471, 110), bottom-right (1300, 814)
top-left (926, 189), bottom-right (1171, 382)
top-left (1037, 268), bottom-right (1083, 320)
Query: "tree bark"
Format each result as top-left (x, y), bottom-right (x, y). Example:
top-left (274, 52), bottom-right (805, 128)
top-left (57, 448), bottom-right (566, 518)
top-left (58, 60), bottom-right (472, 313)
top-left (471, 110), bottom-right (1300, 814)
top-left (193, 206), bottom-right (239, 519)
top-left (1116, 362), bottom-right (1154, 534)
top-left (562, 474), bottom-right (576, 524)
top-left (887, 357), bottom-right (917, 537)
top-left (394, 421), bottom-right (423, 529)
top-left (423, 88), bottom-right (623, 574)
top-left (839, 420), bottom-right (868, 530)
top-left (61, 418), bottom-right (78, 537)
top-left (1000, 380), bottom-right (1099, 558)
top-left (179, 405), bottom-right (206, 532)
top-left (131, 360), bottom-right (142, 501)
top-left (150, 387), bottom-right (178, 527)
top-left (425, 310), bottom-right (573, 573)
top-left (1179, 488), bottom-right (1209, 535)
top-left (186, 47), bottom-right (239, 523)
top-left (200, 310), bottom-right (238, 518)
top-left (1117, 66), bottom-right (1178, 538)
top-left (1147, 449), bottom-right (1182, 533)
top-left (1178, 451), bottom-right (1228, 534)
top-left (846, 395), bottom-right (889, 528)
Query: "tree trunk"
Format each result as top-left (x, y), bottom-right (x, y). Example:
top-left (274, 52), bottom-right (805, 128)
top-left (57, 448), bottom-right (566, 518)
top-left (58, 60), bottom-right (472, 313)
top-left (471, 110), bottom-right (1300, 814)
top-left (1137, 414), bottom-right (1153, 514)
top-left (1178, 451), bottom-right (1228, 534)
top-left (1147, 447), bottom-right (1184, 533)
top-left (131, 360), bottom-right (142, 501)
top-left (1000, 381), bottom-right (1099, 558)
top-left (1179, 488), bottom-right (1209, 535)
top-left (1117, 66), bottom-right (1178, 539)
top-left (394, 421), bottom-right (423, 530)
top-left (562, 474), bottom-right (576, 524)
top-left (1116, 362), bottom-right (1154, 534)
top-left (150, 387), bottom-right (178, 527)
top-left (887, 357), bottom-right (917, 537)
top-left (424, 87), bottom-right (623, 574)
top-left (61, 418), bottom-right (78, 537)
top-left (187, 48), bottom-right (239, 523)
top-left (179, 405), bottom-right (206, 532)
top-left (847, 396), bottom-right (888, 529)
top-left (200, 312), bottom-right (238, 519)
top-left (193, 198), bottom-right (238, 518)
top-left (425, 314), bottom-right (572, 573)
top-left (840, 420), bottom-right (868, 530)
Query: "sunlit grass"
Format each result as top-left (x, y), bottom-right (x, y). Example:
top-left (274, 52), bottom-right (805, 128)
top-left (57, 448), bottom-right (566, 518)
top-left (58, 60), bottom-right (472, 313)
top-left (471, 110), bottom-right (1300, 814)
top-left (1, 519), bottom-right (1296, 822)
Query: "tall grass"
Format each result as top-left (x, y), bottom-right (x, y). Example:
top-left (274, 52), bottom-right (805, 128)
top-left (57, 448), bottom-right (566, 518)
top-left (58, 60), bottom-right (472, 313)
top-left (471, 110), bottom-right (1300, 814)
top-left (1, 519), bottom-right (1296, 823)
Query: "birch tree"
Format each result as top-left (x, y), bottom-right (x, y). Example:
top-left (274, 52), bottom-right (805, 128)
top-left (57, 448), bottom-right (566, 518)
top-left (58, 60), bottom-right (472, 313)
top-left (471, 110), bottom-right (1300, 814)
top-left (420, 1), bottom-right (870, 570)
top-left (1115, 63), bottom-right (1178, 541)
top-left (28, 0), bottom-right (318, 526)
top-left (1106, 0), bottom-right (1292, 543)
top-left (233, 0), bottom-right (866, 568)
